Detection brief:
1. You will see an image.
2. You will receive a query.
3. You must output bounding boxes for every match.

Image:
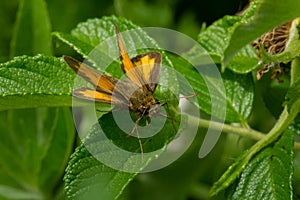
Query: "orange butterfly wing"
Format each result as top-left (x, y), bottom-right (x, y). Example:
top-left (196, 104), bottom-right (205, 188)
top-left (63, 56), bottom-right (128, 106)
top-left (63, 56), bottom-right (116, 94)
top-left (72, 87), bottom-right (127, 106)
top-left (115, 26), bottom-right (162, 92)
top-left (130, 52), bottom-right (161, 92)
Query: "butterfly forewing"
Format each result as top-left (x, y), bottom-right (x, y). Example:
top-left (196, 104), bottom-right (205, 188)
top-left (63, 56), bottom-right (116, 94)
top-left (115, 27), bottom-right (142, 86)
top-left (63, 56), bottom-right (130, 107)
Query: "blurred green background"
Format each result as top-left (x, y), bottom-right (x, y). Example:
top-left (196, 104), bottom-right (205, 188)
top-left (0, 0), bottom-right (248, 62)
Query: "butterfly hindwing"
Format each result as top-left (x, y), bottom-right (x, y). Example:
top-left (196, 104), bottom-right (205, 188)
top-left (131, 52), bottom-right (161, 92)
top-left (115, 27), bottom-right (162, 91)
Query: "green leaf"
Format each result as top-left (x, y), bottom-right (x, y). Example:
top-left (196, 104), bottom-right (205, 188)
top-left (222, 70), bottom-right (254, 123)
top-left (169, 54), bottom-right (254, 123)
top-left (197, 15), bottom-right (259, 73)
top-left (53, 16), bottom-right (139, 58)
top-left (64, 110), bottom-right (180, 199)
top-left (52, 32), bottom-right (94, 58)
top-left (229, 129), bottom-right (293, 199)
top-left (64, 140), bottom-right (136, 200)
top-left (0, 55), bottom-right (75, 110)
top-left (0, 108), bottom-right (75, 199)
top-left (10, 0), bottom-right (52, 57)
top-left (53, 16), bottom-right (172, 69)
top-left (224, 0), bottom-right (300, 64)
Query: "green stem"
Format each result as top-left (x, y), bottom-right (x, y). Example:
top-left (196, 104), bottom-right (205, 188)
top-left (187, 107), bottom-right (300, 150)
top-left (241, 106), bottom-right (296, 162)
top-left (198, 118), bottom-right (264, 140)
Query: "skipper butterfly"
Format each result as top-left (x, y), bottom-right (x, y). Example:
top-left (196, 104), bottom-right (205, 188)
top-left (64, 26), bottom-right (163, 158)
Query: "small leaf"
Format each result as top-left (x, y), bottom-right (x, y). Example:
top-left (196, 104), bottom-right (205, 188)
top-left (230, 129), bottom-right (294, 199)
top-left (10, 0), bottom-right (52, 57)
top-left (197, 15), bottom-right (259, 73)
top-left (0, 55), bottom-right (75, 110)
top-left (224, 0), bottom-right (300, 64)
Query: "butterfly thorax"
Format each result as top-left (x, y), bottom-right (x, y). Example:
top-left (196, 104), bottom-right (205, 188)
top-left (129, 86), bottom-right (160, 117)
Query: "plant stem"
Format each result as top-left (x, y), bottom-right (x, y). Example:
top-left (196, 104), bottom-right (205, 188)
top-left (197, 118), bottom-right (264, 140)
top-left (242, 106), bottom-right (296, 160)
top-left (187, 107), bottom-right (300, 150)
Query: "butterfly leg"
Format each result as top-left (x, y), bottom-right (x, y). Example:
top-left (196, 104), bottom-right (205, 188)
top-left (126, 116), bottom-right (141, 137)
top-left (146, 116), bottom-right (151, 126)
top-left (126, 115), bottom-right (145, 162)
top-left (135, 127), bottom-right (144, 162)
